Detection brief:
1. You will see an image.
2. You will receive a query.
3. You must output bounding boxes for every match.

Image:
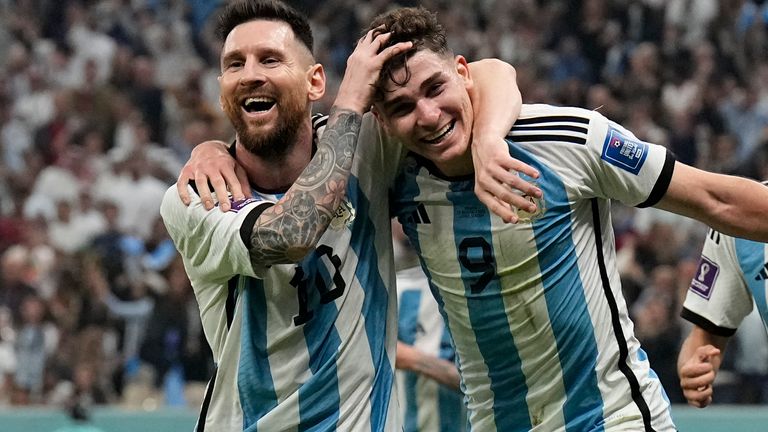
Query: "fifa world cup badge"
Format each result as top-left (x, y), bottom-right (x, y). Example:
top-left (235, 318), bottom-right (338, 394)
top-left (330, 199), bottom-right (356, 230)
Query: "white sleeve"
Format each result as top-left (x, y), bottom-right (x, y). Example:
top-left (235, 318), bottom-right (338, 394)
top-left (159, 185), bottom-right (274, 284)
top-left (681, 231), bottom-right (754, 336)
top-left (582, 111), bottom-right (675, 207)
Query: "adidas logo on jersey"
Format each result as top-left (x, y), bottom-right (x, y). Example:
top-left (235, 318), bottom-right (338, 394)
top-left (756, 263), bottom-right (768, 281)
top-left (405, 204), bottom-right (431, 224)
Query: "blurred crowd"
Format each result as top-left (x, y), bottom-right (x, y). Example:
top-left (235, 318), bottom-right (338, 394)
top-left (1, 0), bottom-right (768, 412)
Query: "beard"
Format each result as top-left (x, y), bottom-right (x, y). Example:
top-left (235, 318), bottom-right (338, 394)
top-left (230, 97), bottom-right (307, 162)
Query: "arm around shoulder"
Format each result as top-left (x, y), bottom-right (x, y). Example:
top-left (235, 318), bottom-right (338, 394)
top-left (466, 58), bottom-right (542, 223)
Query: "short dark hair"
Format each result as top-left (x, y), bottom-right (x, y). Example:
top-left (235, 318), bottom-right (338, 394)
top-left (365, 7), bottom-right (451, 102)
top-left (217, 0), bottom-right (313, 53)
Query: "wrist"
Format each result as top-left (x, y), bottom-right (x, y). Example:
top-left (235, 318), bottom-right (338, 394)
top-left (334, 87), bottom-right (369, 114)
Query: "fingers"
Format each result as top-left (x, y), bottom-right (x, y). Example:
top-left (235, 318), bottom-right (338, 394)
top-left (476, 190), bottom-right (519, 224)
top-left (210, 174), bottom-right (231, 212)
top-left (358, 28), bottom-right (412, 59)
top-left (696, 345), bottom-right (721, 362)
top-left (679, 356), bottom-right (717, 408)
top-left (378, 39), bottom-right (413, 59)
top-left (684, 386), bottom-right (713, 408)
top-left (176, 168), bottom-right (193, 206)
top-left (475, 165), bottom-right (542, 216)
top-left (233, 164), bottom-right (252, 201)
top-left (195, 170), bottom-right (216, 211)
top-left (508, 158), bottom-right (540, 181)
top-left (681, 369), bottom-right (716, 391)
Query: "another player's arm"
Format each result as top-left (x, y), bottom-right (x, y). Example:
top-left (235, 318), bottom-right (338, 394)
top-left (396, 342), bottom-right (461, 391)
top-left (466, 59), bottom-right (541, 223)
top-left (677, 325), bottom-right (728, 408)
top-left (654, 165), bottom-right (768, 242)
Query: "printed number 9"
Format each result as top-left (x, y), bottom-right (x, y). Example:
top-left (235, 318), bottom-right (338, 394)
top-left (458, 237), bottom-right (496, 294)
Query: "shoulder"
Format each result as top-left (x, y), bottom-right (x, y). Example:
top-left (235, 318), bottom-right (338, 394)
top-left (510, 104), bottom-right (598, 146)
top-left (518, 104), bottom-right (599, 123)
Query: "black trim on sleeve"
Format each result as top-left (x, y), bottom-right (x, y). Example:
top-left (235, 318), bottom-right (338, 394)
top-left (226, 276), bottom-right (238, 330)
top-left (239, 203), bottom-right (274, 249)
top-left (637, 151), bottom-right (676, 208)
top-left (196, 366), bottom-right (217, 432)
top-left (591, 199), bottom-right (655, 432)
top-left (680, 307), bottom-right (737, 337)
top-left (227, 139), bottom-right (237, 157)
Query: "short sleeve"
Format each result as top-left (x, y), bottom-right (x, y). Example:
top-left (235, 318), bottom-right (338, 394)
top-left (160, 185), bottom-right (274, 284)
top-left (582, 112), bottom-right (675, 207)
top-left (681, 231), bottom-right (754, 336)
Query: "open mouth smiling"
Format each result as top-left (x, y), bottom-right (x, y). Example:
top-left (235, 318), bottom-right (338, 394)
top-left (242, 96), bottom-right (276, 113)
top-left (421, 120), bottom-right (455, 144)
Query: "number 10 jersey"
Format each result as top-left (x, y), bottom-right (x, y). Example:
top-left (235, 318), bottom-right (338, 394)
top-left (160, 115), bottom-right (404, 432)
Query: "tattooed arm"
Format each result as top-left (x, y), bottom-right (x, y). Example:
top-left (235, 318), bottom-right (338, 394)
top-left (247, 108), bottom-right (361, 264)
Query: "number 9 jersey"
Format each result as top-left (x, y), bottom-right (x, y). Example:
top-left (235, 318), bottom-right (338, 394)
top-left (160, 114), bottom-right (406, 432)
top-left (391, 104), bottom-right (677, 432)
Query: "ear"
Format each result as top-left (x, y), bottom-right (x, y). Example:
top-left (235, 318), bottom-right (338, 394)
top-left (307, 63), bottom-right (326, 102)
top-left (370, 105), bottom-right (393, 133)
top-left (371, 105), bottom-right (382, 121)
top-left (455, 55), bottom-right (473, 88)
top-left (217, 75), bottom-right (224, 111)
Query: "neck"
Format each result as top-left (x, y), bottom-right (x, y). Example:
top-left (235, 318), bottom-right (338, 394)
top-left (435, 148), bottom-right (474, 178)
top-left (236, 121), bottom-right (314, 192)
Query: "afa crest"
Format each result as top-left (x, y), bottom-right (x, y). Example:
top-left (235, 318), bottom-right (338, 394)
top-left (513, 191), bottom-right (545, 223)
top-left (330, 199), bottom-right (356, 230)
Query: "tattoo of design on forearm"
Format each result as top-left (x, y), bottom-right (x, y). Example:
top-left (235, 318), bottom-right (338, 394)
top-left (249, 108), bottom-right (362, 265)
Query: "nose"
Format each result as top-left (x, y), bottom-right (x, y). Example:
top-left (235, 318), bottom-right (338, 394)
top-left (239, 59), bottom-right (266, 86)
top-left (415, 99), bottom-right (440, 127)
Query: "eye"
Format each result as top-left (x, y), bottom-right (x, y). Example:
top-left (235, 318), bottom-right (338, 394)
top-left (263, 57), bottom-right (280, 66)
top-left (224, 59), bottom-right (244, 70)
top-left (389, 102), bottom-right (414, 118)
top-left (426, 83), bottom-right (444, 97)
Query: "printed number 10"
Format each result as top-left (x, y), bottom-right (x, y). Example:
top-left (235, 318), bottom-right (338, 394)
top-left (290, 245), bottom-right (346, 325)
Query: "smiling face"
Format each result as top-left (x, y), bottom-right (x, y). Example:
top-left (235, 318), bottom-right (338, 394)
top-left (373, 50), bottom-right (475, 177)
top-left (219, 19), bottom-right (324, 160)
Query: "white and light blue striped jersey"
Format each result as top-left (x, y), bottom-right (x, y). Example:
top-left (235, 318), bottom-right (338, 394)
top-left (390, 104), bottom-right (677, 432)
top-left (160, 114), bottom-right (405, 432)
top-left (397, 265), bottom-right (466, 432)
top-left (682, 182), bottom-right (768, 334)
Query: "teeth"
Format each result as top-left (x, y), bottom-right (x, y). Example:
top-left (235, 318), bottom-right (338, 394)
top-left (244, 97), bottom-right (274, 105)
top-left (423, 121), bottom-right (454, 143)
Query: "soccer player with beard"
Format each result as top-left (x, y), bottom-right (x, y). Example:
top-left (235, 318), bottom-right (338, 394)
top-left (160, 1), bottom-right (535, 431)
top-left (160, 2), bottom-right (411, 430)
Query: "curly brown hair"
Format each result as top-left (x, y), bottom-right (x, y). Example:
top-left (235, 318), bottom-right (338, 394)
top-left (365, 7), bottom-right (452, 102)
